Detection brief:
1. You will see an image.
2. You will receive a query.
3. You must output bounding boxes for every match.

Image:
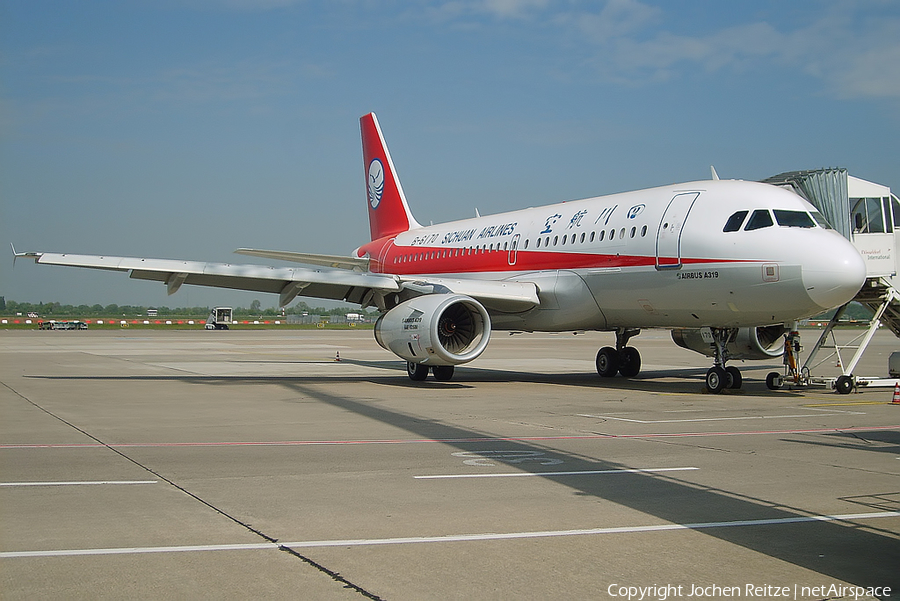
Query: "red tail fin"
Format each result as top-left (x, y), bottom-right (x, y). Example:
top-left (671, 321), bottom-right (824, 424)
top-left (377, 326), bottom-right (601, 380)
top-left (360, 113), bottom-right (420, 241)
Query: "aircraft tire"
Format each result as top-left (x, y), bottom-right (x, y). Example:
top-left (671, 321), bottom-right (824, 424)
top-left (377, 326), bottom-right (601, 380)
top-left (407, 362), bottom-right (429, 381)
top-left (596, 347), bottom-right (620, 377)
top-left (618, 347), bottom-right (641, 378)
top-left (706, 366), bottom-right (727, 394)
top-left (432, 365), bottom-right (455, 381)
top-left (835, 375), bottom-right (854, 395)
top-left (725, 366), bottom-right (742, 389)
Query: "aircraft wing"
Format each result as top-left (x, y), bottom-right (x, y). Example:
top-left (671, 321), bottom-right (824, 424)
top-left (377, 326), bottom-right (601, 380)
top-left (15, 251), bottom-right (401, 308)
top-left (15, 250), bottom-right (540, 312)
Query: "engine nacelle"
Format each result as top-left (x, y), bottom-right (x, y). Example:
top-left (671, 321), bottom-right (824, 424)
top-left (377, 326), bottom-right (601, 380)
top-left (374, 294), bottom-right (491, 366)
top-left (671, 325), bottom-right (786, 360)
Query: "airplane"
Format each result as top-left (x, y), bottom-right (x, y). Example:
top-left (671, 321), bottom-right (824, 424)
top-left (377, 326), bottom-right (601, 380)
top-left (15, 113), bottom-right (867, 392)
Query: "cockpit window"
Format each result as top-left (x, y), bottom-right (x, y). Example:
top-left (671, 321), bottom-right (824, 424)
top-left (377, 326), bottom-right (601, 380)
top-left (774, 210), bottom-right (816, 228)
top-left (810, 211), bottom-right (833, 229)
top-left (723, 210), bottom-right (748, 232)
top-left (744, 209), bottom-right (774, 231)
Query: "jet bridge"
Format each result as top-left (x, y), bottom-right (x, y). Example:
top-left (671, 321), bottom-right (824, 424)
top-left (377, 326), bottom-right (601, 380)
top-left (761, 169), bottom-right (900, 393)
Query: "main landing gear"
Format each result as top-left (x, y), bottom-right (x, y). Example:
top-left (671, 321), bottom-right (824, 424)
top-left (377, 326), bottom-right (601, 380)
top-left (407, 362), bottom-right (455, 382)
top-left (596, 328), bottom-right (643, 378)
top-left (704, 327), bottom-right (743, 394)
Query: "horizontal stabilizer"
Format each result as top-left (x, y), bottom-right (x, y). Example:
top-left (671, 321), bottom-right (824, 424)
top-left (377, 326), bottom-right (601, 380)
top-left (235, 248), bottom-right (370, 271)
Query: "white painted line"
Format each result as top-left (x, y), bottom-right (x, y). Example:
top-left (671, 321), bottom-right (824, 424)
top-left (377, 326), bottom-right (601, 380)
top-left (578, 412), bottom-right (863, 424)
top-left (284, 512), bottom-right (900, 548)
top-left (1, 543), bottom-right (277, 558)
top-left (3, 511), bottom-right (897, 558)
top-left (0, 480), bottom-right (157, 487)
top-left (414, 467), bottom-right (699, 479)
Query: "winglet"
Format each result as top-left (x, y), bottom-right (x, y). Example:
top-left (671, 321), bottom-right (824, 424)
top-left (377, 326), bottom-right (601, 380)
top-left (10, 243), bottom-right (40, 266)
top-left (710, 166), bottom-right (720, 181)
top-left (360, 113), bottom-right (421, 241)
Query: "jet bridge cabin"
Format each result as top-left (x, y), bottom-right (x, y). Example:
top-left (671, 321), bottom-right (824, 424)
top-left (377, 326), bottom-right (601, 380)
top-left (762, 169), bottom-right (900, 392)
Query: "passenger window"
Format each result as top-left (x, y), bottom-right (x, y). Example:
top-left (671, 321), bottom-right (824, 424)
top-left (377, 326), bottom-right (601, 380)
top-left (745, 209), bottom-right (774, 231)
top-left (723, 210), bottom-right (748, 232)
top-left (773, 210), bottom-right (815, 228)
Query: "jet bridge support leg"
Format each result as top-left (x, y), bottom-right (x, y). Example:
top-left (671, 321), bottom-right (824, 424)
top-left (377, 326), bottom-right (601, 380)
top-left (765, 326), bottom-right (805, 391)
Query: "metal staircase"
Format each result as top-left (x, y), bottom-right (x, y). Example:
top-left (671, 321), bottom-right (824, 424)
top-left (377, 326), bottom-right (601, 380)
top-left (801, 277), bottom-right (900, 393)
top-left (855, 278), bottom-right (900, 338)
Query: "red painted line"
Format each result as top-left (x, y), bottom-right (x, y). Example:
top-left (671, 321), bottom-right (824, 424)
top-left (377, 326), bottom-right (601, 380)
top-left (1, 425), bottom-right (897, 450)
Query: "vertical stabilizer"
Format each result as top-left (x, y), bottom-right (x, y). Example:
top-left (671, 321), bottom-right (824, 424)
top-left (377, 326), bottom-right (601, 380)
top-left (360, 113), bottom-right (421, 241)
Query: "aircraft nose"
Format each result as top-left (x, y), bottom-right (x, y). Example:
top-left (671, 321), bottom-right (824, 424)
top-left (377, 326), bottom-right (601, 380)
top-left (803, 235), bottom-right (866, 310)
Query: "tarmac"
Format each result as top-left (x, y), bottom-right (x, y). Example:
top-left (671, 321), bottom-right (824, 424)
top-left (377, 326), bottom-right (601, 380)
top-left (1, 327), bottom-right (898, 600)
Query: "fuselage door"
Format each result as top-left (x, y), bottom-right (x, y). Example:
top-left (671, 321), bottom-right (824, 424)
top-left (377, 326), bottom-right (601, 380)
top-left (508, 234), bottom-right (521, 266)
top-left (656, 192), bottom-right (700, 269)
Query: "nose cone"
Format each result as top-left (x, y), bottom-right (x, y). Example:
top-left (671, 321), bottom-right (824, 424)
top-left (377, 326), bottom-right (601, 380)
top-left (803, 234), bottom-right (866, 310)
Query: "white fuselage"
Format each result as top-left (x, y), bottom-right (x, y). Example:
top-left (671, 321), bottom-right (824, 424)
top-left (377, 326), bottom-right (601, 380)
top-left (362, 179), bottom-right (866, 332)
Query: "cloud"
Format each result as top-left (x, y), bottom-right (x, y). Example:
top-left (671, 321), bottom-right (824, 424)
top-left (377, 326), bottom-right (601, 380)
top-left (444, 0), bottom-right (900, 100)
top-left (479, 0), bottom-right (549, 19)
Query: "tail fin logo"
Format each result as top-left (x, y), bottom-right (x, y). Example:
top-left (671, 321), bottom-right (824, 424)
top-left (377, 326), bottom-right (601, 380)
top-left (368, 158), bottom-right (385, 209)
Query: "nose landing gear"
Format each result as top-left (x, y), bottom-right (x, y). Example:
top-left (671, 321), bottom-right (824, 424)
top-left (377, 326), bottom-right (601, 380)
top-left (705, 327), bottom-right (743, 394)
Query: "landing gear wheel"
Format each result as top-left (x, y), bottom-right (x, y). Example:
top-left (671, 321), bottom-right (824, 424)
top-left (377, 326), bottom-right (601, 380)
top-left (835, 375), bottom-right (854, 395)
top-left (407, 362), bottom-right (429, 381)
top-left (596, 347), bottom-right (620, 377)
top-left (765, 371), bottom-right (783, 390)
top-left (725, 366), bottom-right (742, 389)
top-left (706, 366), bottom-right (727, 394)
top-left (432, 365), bottom-right (455, 381)
top-left (618, 347), bottom-right (641, 378)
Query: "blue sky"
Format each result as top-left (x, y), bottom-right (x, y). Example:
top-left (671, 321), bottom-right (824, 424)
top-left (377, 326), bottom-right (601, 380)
top-left (2, 0), bottom-right (898, 308)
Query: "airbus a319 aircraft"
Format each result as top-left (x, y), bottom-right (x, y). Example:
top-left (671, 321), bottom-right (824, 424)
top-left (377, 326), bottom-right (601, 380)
top-left (17, 113), bottom-right (867, 392)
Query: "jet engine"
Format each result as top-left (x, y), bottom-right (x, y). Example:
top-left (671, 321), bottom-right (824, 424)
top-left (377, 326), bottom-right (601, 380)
top-left (670, 325), bottom-right (786, 360)
top-left (374, 294), bottom-right (491, 366)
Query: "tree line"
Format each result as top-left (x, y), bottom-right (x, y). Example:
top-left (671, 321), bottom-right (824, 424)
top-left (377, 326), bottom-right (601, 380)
top-left (0, 297), bottom-right (376, 318)
top-left (0, 296), bottom-right (878, 322)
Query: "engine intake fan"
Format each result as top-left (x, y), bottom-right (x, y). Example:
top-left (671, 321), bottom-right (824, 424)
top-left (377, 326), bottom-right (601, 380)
top-left (374, 294), bottom-right (491, 365)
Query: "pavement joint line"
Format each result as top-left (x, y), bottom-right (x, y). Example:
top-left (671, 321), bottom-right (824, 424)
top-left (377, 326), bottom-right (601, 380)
top-left (4, 511), bottom-right (898, 559)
